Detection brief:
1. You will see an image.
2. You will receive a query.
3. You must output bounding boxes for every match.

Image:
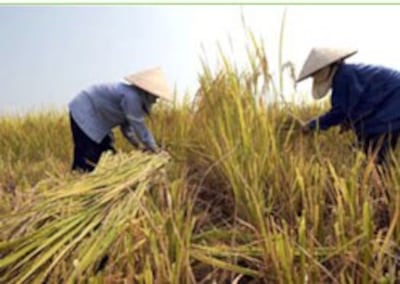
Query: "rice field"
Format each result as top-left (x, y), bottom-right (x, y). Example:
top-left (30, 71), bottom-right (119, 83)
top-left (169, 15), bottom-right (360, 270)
top-left (0, 39), bottom-right (399, 283)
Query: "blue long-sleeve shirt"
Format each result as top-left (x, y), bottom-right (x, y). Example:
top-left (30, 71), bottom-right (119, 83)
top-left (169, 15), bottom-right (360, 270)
top-left (68, 82), bottom-right (158, 151)
top-left (308, 63), bottom-right (400, 137)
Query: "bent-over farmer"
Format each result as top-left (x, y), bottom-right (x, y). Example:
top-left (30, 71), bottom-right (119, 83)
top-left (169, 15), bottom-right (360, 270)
top-left (297, 48), bottom-right (400, 166)
top-left (68, 67), bottom-right (171, 172)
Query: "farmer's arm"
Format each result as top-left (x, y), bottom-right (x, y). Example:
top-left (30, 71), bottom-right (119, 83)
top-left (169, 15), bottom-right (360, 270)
top-left (120, 93), bottom-right (159, 152)
top-left (305, 65), bottom-right (357, 132)
top-left (306, 106), bottom-right (346, 131)
top-left (109, 131), bottom-right (115, 143)
top-left (120, 123), bottom-right (140, 148)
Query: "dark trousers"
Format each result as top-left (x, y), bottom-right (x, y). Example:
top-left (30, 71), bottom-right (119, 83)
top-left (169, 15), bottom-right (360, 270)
top-left (70, 114), bottom-right (116, 172)
top-left (359, 131), bottom-right (400, 166)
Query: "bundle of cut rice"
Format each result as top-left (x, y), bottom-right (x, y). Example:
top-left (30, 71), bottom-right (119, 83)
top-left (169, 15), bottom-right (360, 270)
top-left (0, 151), bottom-right (170, 283)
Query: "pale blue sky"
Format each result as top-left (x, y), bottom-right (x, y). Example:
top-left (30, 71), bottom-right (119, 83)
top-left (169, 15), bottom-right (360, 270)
top-left (2, 5), bottom-right (400, 113)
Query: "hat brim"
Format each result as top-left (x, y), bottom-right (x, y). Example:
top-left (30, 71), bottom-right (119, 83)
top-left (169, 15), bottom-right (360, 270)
top-left (296, 49), bottom-right (358, 83)
top-left (124, 67), bottom-right (173, 101)
top-left (125, 78), bottom-right (172, 101)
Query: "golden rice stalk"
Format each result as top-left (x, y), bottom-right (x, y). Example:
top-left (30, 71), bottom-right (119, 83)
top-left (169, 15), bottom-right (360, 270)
top-left (0, 151), bottom-right (170, 284)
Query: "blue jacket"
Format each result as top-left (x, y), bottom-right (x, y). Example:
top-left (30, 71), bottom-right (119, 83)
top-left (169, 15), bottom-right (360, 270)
top-left (308, 63), bottom-right (400, 138)
top-left (69, 82), bottom-right (158, 151)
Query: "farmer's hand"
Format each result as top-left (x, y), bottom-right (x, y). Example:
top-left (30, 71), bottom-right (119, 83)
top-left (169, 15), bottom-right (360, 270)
top-left (281, 117), bottom-right (304, 132)
top-left (339, 122), bottom-right (351, 134)
top-left (301, 124), bottom-right (312, 134)
top-left (158, 149), bottom-right (171, 159)
top-left (144, 147), bottom-right (170, 158)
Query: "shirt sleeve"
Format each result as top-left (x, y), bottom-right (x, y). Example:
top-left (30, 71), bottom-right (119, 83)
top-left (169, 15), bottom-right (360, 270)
top-left (307, 106), bottom-right (346, 131)
top-left (120, 123), bottom-right (140, 148)
top-left (120, 92), bottom-right (158, 152)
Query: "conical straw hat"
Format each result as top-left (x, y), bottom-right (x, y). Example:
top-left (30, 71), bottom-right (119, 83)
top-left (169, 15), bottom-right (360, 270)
top-left (296, 48), bottom-right (357, 82)
top-left (124, 67), bottom-right (172, 101)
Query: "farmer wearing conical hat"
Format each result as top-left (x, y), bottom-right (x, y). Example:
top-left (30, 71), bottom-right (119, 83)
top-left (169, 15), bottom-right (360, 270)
top-left (297, 48), bottom-right (400, 165)
top-left (68, 67), bottom-right (171, 172)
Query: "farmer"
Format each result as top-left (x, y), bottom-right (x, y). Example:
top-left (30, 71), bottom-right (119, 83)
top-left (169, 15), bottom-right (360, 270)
top-left (297, 48), bottom-right (400, 166)
top-left (68, 67), bottom-right (171, 172)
